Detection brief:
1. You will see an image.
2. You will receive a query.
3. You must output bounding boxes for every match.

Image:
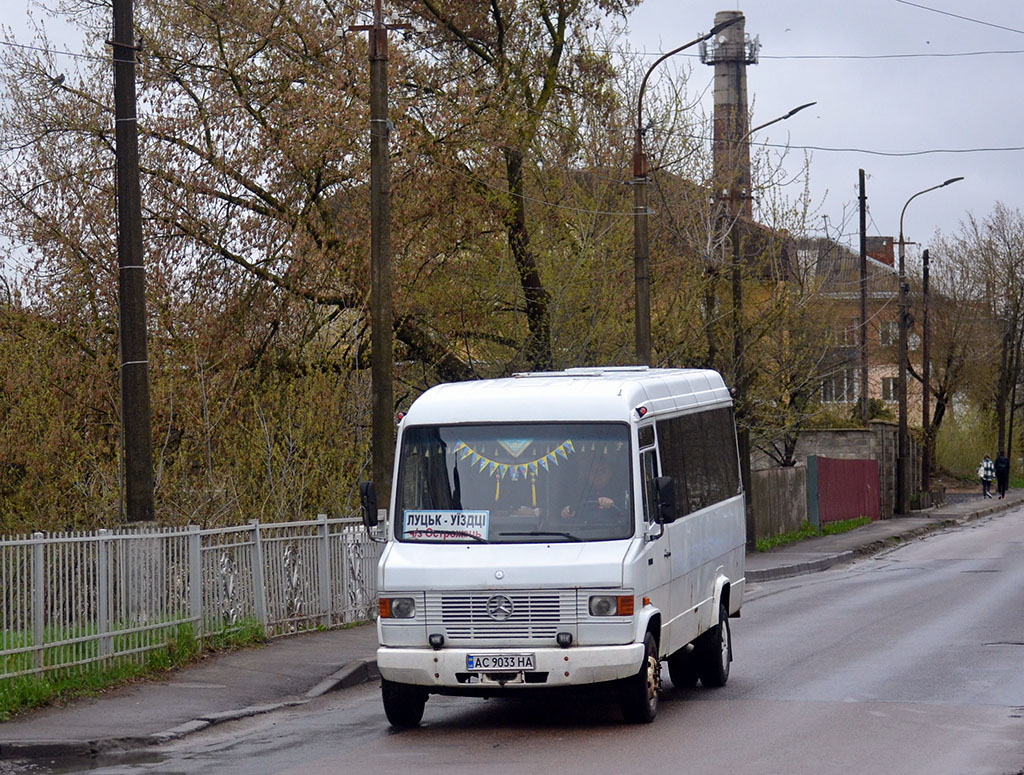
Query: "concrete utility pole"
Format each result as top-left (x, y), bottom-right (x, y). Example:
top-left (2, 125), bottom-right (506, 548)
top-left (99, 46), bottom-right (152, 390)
top-left (859, 169), bottom-right (869, 425)
top-left (922, 248), bottom-right (931, 492)
top-left (111, 0), bottom-right (154, 522)
top-left (351, 2), bottom-right (409, 506)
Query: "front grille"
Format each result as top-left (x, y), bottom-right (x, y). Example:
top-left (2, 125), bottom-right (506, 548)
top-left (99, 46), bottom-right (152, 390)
top-left (425, 590), bottom-right (576, 642)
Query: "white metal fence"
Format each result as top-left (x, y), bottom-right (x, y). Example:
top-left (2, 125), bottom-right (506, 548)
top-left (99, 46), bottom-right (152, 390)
top-left (0, 516), bottom-right (382, 681)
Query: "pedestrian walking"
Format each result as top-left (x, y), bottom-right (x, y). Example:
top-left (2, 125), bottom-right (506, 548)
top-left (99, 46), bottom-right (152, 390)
top-left (995, 450), bottom-right (1010, 499)
top-left (978, 454), bottom-right (996, 498)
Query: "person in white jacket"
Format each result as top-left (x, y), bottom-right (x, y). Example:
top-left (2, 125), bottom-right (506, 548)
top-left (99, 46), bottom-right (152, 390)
top-left (978, 454), bottom-right (996, 498)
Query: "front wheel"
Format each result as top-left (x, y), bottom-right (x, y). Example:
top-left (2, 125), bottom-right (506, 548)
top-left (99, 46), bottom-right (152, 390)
top-left (381, 678), bottom-right (428, 728)
top-left (696, 602), bottom-right (732, 688)
top-left (619, 632), bottom-right (660, 723)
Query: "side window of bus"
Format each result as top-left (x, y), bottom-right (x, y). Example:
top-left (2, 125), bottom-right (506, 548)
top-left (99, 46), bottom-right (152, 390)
top-left (656, 407), bottom-right (739, 516)
top-left (640, 449), bottom-right (659, 523)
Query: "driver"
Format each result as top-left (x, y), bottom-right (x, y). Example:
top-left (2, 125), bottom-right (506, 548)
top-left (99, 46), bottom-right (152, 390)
top-left (561, 456), bottom-right (621, 520)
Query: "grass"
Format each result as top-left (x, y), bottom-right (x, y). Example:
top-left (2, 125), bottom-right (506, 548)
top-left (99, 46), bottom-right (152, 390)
top-left (0, 619), bottom-right (267, 721)
top-left (756, 516), bottom-right (873, 552)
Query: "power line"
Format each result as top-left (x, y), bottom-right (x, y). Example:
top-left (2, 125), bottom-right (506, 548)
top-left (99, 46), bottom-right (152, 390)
top-left (760, 49), bottom-right (1024, 60)
top-left (691, 133), bottom-right (1024, 158)
top-left (0, 38), bottom-right (108, 63)
top-left (894, 0), bottom-right (1024, 36)
top-left (765, 141), bottom-right (1024, 157)
top-left (8, 31), bottom-right (1024, 68)
top-left (612, 46), bottom-right (1024, 61)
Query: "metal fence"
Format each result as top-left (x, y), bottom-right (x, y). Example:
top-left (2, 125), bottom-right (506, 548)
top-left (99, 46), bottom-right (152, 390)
top-left (0, 516), bottom-right (382, 681)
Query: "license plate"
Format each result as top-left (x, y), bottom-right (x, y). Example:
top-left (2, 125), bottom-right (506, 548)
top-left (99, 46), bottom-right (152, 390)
top-left (466, 653), bottom-right (536, 671)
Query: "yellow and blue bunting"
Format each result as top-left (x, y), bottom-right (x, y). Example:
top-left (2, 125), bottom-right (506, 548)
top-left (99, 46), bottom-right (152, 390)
top-left (453, 440), bottom-right (575, 481)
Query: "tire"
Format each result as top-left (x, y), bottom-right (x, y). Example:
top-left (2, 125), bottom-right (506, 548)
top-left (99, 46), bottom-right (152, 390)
top-left (619, 632), bottom-right (661, 723)
top-left (666, 646), bottom-right (699, 689)
top-left (696, 602), bottom-right (732, 688)
top-left (381, 678), bottom-right (428, 728)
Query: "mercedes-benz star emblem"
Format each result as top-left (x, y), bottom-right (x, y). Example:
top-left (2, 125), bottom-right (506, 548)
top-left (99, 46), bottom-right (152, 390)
top-left (486, 594), bottom-right (515, 621)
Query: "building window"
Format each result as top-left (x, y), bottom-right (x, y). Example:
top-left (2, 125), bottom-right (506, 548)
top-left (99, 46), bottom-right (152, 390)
top-left (822, 368), bottom-right (858, 403)
top-left (881, 377), bottom-right (897, 402)
top-left (880, 320), bottom-right (898, 347)
top-left (840, 317), bottom-right (860, 347)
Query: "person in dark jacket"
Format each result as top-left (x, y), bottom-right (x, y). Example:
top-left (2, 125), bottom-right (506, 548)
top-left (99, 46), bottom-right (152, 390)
top-left (994, 450), bottom-right (1010, 499)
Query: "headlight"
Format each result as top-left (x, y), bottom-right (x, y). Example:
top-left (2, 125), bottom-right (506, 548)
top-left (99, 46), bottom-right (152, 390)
top-left (588, 594), bottom-right (634, 617)
top-left (379, 596), bottom-right (416, 619)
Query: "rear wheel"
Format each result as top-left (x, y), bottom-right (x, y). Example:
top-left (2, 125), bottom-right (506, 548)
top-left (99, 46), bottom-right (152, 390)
top-left (696, 602), bottom-right (732, 688)
top-left (620, 632), bottom-right (660, 723)
top-left (381, 678), bottom-right (428, 728)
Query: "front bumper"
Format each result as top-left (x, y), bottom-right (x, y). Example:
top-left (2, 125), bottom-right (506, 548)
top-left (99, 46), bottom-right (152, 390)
top-left (377, 643), bottom-right (645, 689)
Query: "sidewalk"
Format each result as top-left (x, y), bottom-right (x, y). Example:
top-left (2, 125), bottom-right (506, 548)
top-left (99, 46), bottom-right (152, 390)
top-left (745, 487), bottom-right (1024, 581)
top-left (2, 489), bottom-right (1020, 761)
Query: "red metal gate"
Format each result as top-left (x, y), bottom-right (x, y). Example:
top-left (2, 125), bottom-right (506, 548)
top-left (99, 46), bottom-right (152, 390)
top-left (815, 456), bottom-right (881, 523)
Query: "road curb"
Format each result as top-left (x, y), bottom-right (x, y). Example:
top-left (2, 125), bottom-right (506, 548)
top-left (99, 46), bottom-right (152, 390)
top-left (747, 550), bottom-right (855, 582)
top-left (747, 497), bottom-right (1019, 583)
top-left (306, 658), bottom-right (380, 698)
top-left (0, 659), bottom-right (380, 762)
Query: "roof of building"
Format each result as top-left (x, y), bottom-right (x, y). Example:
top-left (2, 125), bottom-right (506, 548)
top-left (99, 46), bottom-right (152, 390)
top-left (797, 237), bottom-right (898, 300)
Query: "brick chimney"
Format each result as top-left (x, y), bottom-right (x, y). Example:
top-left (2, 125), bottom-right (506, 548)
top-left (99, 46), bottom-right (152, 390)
top-left (701, 11), bottom-right (759, 219)
top-left (866, 236), bottom-right (894, 266)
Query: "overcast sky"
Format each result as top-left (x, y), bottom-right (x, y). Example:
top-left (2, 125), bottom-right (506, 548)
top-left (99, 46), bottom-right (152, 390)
top-left (4, 0), bottom-right (1021, 261)
top-left (628, 0), bottom-right (1024, 258)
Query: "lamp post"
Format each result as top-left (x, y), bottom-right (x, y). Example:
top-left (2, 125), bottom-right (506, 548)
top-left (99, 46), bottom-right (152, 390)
top-left (632, 16), bottom-right (742, 365)
top-left (726, 101), bottom-right (814, 540)
top-left (896, 176), bottom-right (963, 514)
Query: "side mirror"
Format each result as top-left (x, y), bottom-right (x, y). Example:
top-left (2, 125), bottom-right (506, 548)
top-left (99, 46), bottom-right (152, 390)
top-left (359, 481), bottom-right (378, 529)
top-left (654, 475), bottom-right (676, 524)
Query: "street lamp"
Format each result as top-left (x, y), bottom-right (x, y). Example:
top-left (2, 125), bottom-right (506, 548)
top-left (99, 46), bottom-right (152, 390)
top-left (632, 16), bottom-right (742, 365)
top-left (726, 101), bottom-right (814, 533)
top-left (743, 102), bottom-right (816, 141)
top-left (896, 176), bottom-right (963, 514)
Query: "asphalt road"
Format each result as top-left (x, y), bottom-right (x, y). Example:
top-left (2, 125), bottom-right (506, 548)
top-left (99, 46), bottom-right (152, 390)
top-left (23, 507), bottom-right (1024, 775)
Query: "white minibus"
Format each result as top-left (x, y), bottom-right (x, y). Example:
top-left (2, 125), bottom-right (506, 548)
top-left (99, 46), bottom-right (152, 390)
top-left (361, 366), bottom-right (745, 726)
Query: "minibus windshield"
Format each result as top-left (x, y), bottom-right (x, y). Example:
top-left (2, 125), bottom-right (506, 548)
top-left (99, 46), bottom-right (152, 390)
top-left (395, 423), bottom-right (633, 543)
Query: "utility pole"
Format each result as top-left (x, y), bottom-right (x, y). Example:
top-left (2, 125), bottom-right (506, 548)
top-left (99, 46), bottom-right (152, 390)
top-left (632, 137), bottom-right (651, 366)
top-left (631, 15), bottom-right (742, 366)
top-left (922, 249), bottom-right (931, 492)
top-left (351, 2), bottom-right (408, 506)
top-left (858, 170), bottom-right (869, 425)
top-left (111, 0), bottom-right (154, 522)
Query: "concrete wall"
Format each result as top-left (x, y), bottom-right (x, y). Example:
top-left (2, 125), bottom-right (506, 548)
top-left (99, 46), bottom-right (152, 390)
top-left (753, 421), bottom-right (920, 519)
top-left (749, 465), bottom-right (807, 541)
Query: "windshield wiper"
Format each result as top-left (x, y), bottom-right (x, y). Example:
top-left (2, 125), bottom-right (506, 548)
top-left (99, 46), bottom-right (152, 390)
top-left (499, 530), bottom-right (583, 542)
